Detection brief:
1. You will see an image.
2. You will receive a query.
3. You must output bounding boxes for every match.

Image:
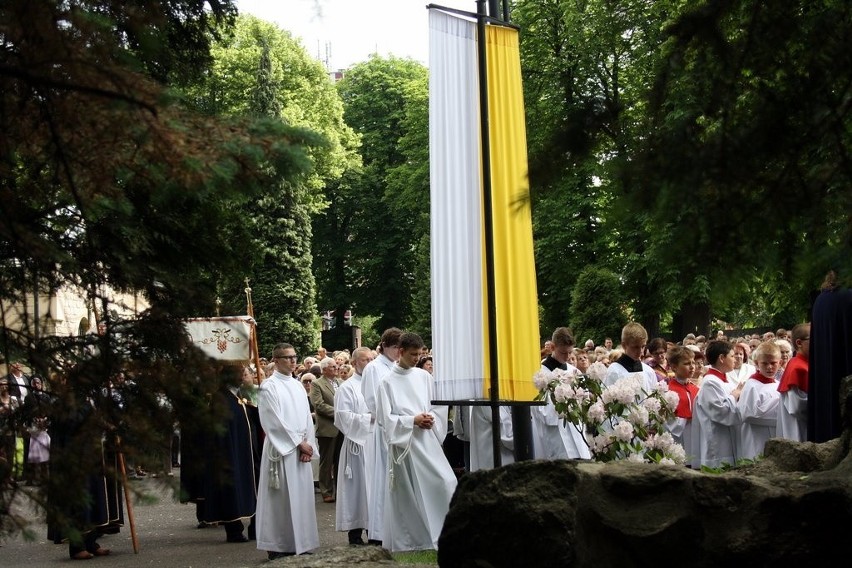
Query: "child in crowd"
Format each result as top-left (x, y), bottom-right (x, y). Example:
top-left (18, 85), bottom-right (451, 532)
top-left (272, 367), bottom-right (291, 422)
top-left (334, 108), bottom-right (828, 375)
top-left (738, 341), bottom-right (782, 460)
top-left (664, 346), bottom-right (700, 458)
top-left (691, 340), bottom-right (743, 469)
top-left (777, 323), bottom-right (810, 442)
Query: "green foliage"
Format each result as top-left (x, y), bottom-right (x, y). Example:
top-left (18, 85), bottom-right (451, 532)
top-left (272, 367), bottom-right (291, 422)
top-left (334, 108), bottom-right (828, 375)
top-left (316, 56), bottom-right (429, 336)
top-left (179, 14), bottom-right (360, 355)
top-left (568, 266), bottom-right (627, 343)
top-left (621, 0), bottom-right (851, 328)
top-left (517, 0), bottom-right (848, 335)
top-left (0, 0), bottom-right (317, 536)
top-left (392, 549), bottom-right (438, 564)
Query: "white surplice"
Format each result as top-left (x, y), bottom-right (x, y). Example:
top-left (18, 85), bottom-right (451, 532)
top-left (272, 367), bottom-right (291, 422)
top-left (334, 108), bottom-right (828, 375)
top-left (777, 387), bottom-right (808, 442)
top-left (377, 365), bottom-right (457, 552)
top-left (692, 374), bottom-right (741, 469)
top-left (255, 371), bottom-right (319, 555)
top-left (360, 353), bottom-right (395, 543)
top-left (468, 405), bottom-right (514, 471)
top-left (532, 363), bottom-right (591, 460)
top-left (334, 373), bottom-right (373, 532)
top-left (738, 376), bottom-right (780, 460)
top-left (604, 359), bottom-right (658, 393)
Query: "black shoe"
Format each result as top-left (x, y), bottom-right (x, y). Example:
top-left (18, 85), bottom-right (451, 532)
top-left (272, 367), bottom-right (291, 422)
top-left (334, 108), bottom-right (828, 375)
top-left (226, 534), bottom-right (248, 543)
top-left (267, 551), bottom-right (294, 560)
top-left (367, 539), bottom-right (382, 546)
top-left (197, 521), bottom-right (217, 529)
top-left (348, 529), bottom-right (366, 545)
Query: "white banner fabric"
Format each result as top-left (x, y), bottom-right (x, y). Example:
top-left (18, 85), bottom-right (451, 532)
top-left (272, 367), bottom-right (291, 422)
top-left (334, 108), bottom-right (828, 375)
top-left (185, 316), bottom-right (254, 361)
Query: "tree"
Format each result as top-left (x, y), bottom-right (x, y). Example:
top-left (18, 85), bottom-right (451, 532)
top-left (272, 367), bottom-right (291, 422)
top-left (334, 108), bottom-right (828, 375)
top-left (0, 0), bottom-right (317, 534)
top-left (180, 15), bottom-right (360, 355)
top-left (622, 0), bottom-right (852, 334)
top-left (568, 266), bottom-right (627, 346)
top-left (514, 0), bottom-right (668, 337)
top-left (316, 56), bottom-right (429, 336)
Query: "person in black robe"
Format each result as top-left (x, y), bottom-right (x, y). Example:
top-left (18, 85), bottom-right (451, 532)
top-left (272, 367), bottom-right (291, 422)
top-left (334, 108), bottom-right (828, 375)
top-left (808, 270), bottom-right (852, 443)
top-left (180, 363), bottom-right (261, 542)
top-left (46, 373), bottom-right (123, 560)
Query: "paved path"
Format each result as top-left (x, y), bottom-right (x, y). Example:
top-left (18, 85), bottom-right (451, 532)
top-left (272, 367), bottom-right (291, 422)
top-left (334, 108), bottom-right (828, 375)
top-left (0, 468), bottom-right (349, 566)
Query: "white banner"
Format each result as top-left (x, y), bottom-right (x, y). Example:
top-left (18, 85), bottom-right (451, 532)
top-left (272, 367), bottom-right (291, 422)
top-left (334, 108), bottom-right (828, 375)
top-left (185, 316), bottom-right (254, 361)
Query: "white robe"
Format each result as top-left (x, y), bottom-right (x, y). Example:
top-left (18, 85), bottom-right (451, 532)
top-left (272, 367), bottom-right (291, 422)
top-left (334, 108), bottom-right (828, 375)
top-left (726, 363), bottom-right (757, 386)
top-left (468, 405), bottom-right (514, 471)
top-left (777, 387), bottom-right (808, 442)
top-left (360, 353), bottom-right (395, 542)
top-left (255, 371), bottom-right (319, 555)
top-left (604, 360), bottom-right (658, 393)
top-left (532, 363), bottom-right (591, 460)
top-left (334, 373), bottom-right (373, 532)
top-left (738, 377), bottom-right (780, 460)
top-left (377, 364), bottom-right (457, 552)
top-left (692, 375), bottom-right (741, 469)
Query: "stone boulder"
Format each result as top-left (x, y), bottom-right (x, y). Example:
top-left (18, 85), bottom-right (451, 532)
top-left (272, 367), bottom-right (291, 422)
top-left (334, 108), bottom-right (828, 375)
top-left (438, 377), bottom-right (852, 567)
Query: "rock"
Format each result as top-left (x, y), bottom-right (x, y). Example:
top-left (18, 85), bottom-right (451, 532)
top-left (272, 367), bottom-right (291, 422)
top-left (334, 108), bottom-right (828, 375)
top-left (270, 545), bottom-right (396, 566)
top-left (437, 377), bottom-right (852, 568)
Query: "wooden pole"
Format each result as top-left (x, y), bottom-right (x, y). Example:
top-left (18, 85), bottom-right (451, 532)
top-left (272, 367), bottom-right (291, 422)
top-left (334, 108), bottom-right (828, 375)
top-left (115, 436), bottom-right (139, 554)
top-left (244, 279), bottom-right (264, 385)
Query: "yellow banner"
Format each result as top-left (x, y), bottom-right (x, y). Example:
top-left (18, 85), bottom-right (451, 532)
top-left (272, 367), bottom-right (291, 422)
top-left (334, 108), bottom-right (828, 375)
top-left (483, 25), bottom-right (540, 400)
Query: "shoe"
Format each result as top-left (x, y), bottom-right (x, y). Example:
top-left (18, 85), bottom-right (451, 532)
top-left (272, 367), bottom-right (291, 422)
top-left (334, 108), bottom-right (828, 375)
top-left (267, 551), bottom-right (294, 560)
top-left (72, 551), bottom-right (94, 560)
top-left (367, 539), bottom-right (382, 546)
top-left (322, 495), bottom-right (335, 503)
top-left (226, 534), bottom-right (249, 543)
top-left (91, 548), bottom-right (111, 556)
top-left (349, 538), bottom-right (366, 545)
top-left (197, 521), bottom-right (217, 529)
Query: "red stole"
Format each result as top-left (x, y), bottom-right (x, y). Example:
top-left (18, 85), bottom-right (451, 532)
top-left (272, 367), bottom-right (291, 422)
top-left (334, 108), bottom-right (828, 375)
top-left (705, 367), bottom-right (727, 382)
top-left (667, 378), bottom-right (699, 419)
top-left (778, 353), bottom-right (809, 392)
top-left (749, 371), bottom-right (776, 385)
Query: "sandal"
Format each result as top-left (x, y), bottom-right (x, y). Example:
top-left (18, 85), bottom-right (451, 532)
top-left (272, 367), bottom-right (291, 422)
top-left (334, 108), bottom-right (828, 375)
top-left (92, 548), bottom-right (111, 556)
top-left (72, 551), bottom-right (94, 560)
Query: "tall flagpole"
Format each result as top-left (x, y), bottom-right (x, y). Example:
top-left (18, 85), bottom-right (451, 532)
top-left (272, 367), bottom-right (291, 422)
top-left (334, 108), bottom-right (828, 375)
top-left (476, 0), bottom-right (503, 468)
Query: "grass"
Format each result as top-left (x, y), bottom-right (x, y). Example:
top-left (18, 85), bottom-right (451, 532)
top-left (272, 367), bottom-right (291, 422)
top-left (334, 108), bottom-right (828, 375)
top-left (392, 549), bottom-right (439, 564)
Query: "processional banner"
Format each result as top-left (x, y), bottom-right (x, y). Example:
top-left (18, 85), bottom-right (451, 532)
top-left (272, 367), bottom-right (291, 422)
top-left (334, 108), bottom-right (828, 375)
top-left (429, 7), bottom-right (540, 402)
top-left (185, 316), bottom-right (254, 361)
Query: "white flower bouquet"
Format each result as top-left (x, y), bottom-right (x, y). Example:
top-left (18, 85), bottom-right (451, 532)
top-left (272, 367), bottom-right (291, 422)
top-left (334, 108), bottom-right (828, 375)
top-left (534, 368), bottom-right (685, 464)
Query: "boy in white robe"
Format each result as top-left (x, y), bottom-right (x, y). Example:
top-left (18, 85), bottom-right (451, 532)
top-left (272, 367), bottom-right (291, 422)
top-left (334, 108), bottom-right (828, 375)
top-left (334, 347), bottom-right (375, 545)
top-left (360, 327), bottom-right (402, 545)
top-left (776, 323), bottom-right (810, 442)
top-left (738, 341), bottom-right (782, 460)
top-left (533, 327), bottom-right (590, 460)
top-left (255, 343), bottom-right (319, 559)
top-left (603, 322), bottom-right (657, 394)
top-left (377, 332), bottom-right (457, 552)
top-left (692, 340), bottom-right (744, 469)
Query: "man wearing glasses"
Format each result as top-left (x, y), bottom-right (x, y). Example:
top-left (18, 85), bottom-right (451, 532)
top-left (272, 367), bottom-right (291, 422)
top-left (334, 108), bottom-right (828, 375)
top-left (255, 344), bottom-right (319, 559)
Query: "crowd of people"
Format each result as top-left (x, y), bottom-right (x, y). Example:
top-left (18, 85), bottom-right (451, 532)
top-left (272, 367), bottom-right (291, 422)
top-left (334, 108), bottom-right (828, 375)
top-left (3, 270), bottom-right (849, 560)
top-left (529, 323), bottom-right (814, 469)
